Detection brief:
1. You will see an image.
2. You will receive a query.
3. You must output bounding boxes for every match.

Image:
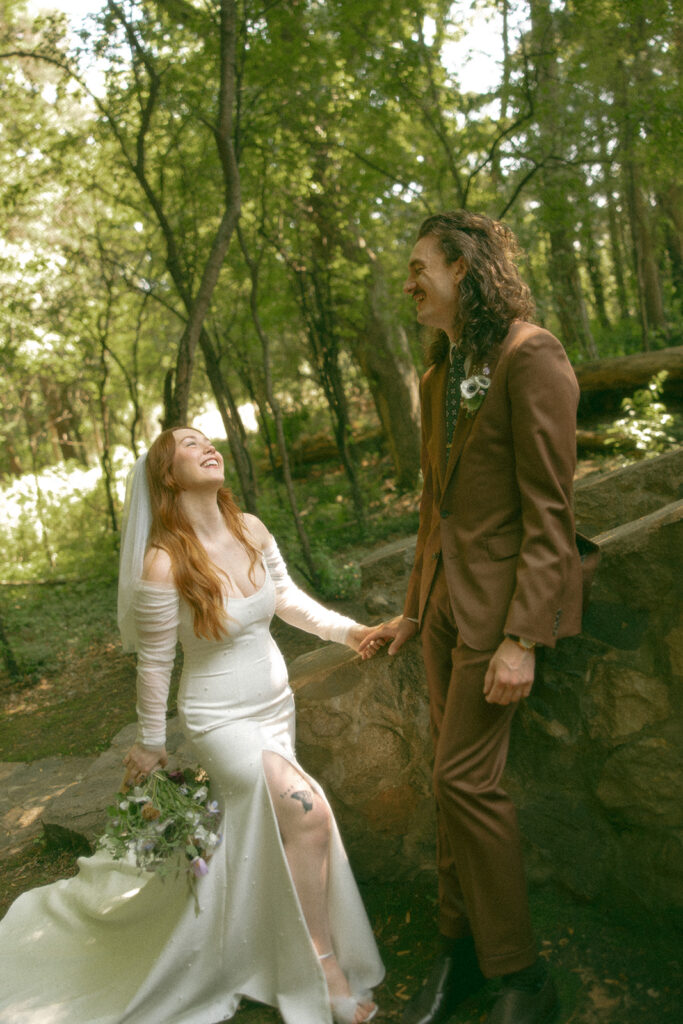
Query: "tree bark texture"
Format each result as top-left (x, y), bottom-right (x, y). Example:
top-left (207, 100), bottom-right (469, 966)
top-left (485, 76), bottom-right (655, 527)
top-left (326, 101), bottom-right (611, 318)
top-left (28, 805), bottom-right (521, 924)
top-left (353, 262), bottom-right (421, 490)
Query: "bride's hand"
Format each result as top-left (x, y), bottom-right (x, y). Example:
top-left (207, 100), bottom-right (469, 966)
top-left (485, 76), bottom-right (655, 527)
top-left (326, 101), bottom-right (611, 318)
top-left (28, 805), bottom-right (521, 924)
top-left (122, 743), bottom-right (168, 787)
top-left (358, 615), bottom-right (417, 656)
top-left (346, 624), bottom-right (386, 659)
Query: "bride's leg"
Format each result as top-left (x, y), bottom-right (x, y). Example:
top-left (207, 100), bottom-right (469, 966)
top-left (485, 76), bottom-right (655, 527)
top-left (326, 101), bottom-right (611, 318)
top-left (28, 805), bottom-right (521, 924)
top-left (262, 750), bottom-right (332, 951)
top-left (262, 751), bottom-right (375, 1024)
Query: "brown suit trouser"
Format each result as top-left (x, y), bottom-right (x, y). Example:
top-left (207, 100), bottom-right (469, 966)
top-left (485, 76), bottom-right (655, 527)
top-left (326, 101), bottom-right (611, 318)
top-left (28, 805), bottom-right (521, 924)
top-left (421, 561), bottom-right (537, 978)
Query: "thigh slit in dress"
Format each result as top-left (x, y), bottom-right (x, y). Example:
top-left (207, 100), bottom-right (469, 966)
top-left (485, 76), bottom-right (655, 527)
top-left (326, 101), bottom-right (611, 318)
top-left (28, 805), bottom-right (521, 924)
top-left (0, 541), bottom-right (383, 1024)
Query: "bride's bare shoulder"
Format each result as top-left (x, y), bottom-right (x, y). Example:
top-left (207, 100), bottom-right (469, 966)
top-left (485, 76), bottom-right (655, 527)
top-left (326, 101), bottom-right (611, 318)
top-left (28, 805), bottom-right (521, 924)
top-left (241, 513), bottom-right (272, 550)
top-left (142, 546), bottom-right (174, 584)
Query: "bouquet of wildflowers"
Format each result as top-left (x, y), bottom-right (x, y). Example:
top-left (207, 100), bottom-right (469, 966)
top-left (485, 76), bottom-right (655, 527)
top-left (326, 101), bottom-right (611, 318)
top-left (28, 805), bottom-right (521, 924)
top-left (98, 767), bottom-right (221, 910)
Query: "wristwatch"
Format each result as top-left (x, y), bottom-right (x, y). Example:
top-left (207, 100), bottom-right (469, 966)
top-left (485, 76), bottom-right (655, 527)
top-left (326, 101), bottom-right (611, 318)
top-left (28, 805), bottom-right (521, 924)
top-left (506, 634), bottom-right (536, 650)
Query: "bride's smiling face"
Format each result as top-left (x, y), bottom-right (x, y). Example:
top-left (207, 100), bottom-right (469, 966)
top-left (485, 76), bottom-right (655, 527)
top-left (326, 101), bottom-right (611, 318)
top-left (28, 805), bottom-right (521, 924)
top-left (172, 428), bottom-right (224, 490)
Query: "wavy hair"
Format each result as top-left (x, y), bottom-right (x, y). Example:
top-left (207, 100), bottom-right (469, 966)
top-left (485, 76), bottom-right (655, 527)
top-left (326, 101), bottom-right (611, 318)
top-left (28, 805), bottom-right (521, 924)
top-left (418, 211), bottom-right (535, 366)
top-left (145, 428), bottom-right (259, 641)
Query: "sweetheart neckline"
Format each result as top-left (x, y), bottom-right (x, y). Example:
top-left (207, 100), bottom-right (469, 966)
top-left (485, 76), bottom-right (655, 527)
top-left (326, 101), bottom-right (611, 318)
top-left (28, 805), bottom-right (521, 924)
top-left (224, 560), bottom-right (269, 602)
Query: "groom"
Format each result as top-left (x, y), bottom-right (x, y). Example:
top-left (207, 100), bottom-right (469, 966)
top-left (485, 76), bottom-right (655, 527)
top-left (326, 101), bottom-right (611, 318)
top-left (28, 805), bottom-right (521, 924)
top-left (360, 211), bottom-right (584, 1024)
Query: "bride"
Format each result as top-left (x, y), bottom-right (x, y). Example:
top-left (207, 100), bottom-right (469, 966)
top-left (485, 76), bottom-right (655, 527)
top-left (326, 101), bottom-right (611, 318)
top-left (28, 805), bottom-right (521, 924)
top-left (0, 426), bottom-right (384, 1024)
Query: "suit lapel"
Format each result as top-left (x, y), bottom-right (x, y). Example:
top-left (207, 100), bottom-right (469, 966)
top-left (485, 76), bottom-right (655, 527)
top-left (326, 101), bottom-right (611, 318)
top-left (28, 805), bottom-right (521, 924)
top-left (427, 358), bottom-right (450, 493)
top-left (442, 339), bottom-right (504, 490)
top-left (444, 409), bottom-right (474, 489)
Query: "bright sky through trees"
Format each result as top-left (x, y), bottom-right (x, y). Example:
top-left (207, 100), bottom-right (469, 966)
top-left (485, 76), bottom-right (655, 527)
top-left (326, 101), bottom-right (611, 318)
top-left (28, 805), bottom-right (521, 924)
top-left (29, 0), bottom-right (512, 93)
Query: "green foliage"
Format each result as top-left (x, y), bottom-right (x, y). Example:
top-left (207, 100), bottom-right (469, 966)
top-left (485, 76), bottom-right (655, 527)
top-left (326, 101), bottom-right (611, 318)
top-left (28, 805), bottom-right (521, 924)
top-left (579, 320), bottom-right (644, 362)
top-left (1, 0), bottom-right (680, 593)
top-left (1, 575), bottom-right (118, 681)
top-left (605, 372), bottom-right (681, 458)
top-left (0, 464), bottom-right (120, 583)
top-left (310, 547), bottom-right (362, 602)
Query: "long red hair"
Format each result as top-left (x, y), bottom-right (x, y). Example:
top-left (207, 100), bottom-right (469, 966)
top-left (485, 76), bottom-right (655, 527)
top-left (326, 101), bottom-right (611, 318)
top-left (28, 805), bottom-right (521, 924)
top-left (145, 428), bottom-right (259, 640)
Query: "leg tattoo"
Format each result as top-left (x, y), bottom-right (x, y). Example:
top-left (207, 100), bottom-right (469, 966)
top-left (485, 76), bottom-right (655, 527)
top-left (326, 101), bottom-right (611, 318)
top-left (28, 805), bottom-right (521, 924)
top-left (291, 789), bottom-right (314, 813)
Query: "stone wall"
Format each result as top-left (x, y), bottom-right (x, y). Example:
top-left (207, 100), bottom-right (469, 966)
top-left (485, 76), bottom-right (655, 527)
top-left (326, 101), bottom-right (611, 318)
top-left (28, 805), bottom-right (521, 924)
top-left (292, 450), bottom-right (683, 927)
top-left (39, 450), bottom-right (682, 929)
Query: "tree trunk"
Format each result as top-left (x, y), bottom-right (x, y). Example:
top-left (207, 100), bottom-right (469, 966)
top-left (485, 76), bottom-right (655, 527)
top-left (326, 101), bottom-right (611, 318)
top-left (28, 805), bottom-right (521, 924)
top-left (354, 261), bottom-right (421, 490)
top-left (574, 346), bottom-right (683, 394)
top-left (605, 185), bottom-right (632, 322)
top-left (97, 346), bottom-right (119, 534)
top-left (624, 166), bottom-right (667, 348)
top-left (615, 56), bottom-right (666, 349)
top-left (581, 214), bottom-right (611, 331)
top-left (599, 131), bottom-right (631, 322)
top-left (0, 604), bottom-right (21, 682)
top-left (106, 1), bottom-right (241, 430)
top-left (547, 217), bottom-right (598, 357)
top-left (658, 184), bottom-right (683, 313)
top-left (163, 0), bottom-right (241, 426)
top-left (39, 378), bottom-right (88, 465)
top-left (199, 329), bottom-right (258, 513)
top-left (528, 0), bottom-right (598, 358)
top-left (236, 225), bottom-right (322, 589)
top-left (293, 259), bottom-right (366, 529)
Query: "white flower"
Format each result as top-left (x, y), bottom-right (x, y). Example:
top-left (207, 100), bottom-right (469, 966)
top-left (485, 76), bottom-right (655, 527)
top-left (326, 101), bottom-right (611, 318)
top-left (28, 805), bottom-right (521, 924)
top-left (460, 374), bottom-right (491, 400)
top-left (460, 367), bottom-right (492, 415)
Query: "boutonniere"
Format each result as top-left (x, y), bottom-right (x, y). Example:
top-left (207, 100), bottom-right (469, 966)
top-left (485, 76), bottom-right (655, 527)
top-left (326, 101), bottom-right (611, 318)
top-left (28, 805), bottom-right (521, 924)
top-left (460, 365), bottom-right (491, 415)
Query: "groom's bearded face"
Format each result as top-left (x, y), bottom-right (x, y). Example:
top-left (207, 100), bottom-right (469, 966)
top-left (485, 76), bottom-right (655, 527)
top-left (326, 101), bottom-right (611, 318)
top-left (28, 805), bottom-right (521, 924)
top-left (404, 234), bottom-right (462, 337)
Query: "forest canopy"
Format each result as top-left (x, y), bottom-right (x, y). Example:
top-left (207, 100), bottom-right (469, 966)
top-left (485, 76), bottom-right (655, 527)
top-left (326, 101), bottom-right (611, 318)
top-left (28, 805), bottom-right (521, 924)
top-left (0, 0), bottom-right (680, 585)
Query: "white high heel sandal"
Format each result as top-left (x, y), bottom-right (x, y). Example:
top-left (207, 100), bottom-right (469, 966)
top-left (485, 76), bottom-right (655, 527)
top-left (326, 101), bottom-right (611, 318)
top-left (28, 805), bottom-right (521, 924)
top-left (318, 952), bottom-right (378, 1024)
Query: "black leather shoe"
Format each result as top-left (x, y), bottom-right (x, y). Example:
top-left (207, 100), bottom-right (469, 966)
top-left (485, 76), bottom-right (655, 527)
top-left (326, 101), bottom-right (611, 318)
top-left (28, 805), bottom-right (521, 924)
top-left (487, 974), bottom-right (558, 1024)
top-left (400, 938), bottom-right (486, 1024)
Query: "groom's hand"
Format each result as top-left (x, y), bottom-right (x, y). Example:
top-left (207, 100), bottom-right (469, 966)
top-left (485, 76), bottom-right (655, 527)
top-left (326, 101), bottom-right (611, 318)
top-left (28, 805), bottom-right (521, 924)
top-left (484, 637), bottom-right (535, 705)
top-left (358, 615), bottom-right (417, 657)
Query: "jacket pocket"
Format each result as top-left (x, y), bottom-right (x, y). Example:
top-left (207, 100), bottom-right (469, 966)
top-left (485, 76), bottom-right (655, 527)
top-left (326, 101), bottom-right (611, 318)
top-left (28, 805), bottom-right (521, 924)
top-left (486, 529), bottom-right (523, 561)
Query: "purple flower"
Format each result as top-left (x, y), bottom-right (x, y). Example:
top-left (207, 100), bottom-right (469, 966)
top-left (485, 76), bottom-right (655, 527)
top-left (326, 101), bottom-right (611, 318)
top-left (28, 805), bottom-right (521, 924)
top-left (190, 856), bottom-right (209, 878)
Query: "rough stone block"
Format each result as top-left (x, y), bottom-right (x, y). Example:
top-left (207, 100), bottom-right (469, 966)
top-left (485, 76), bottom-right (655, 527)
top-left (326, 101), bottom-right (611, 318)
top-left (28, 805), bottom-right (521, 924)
top-left (574, 447), bottom-right (683, 537)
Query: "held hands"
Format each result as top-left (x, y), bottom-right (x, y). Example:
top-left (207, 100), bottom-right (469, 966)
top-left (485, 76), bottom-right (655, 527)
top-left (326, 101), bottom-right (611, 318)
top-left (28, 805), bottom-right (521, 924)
top-left (347, 623), bottom-right (385, 660)
top-left (357, 615), bottom-right (418, 658)
top-left (122, 743), bottom-right (168, 787)
top-left (484, 637), bottom-right (536, 706)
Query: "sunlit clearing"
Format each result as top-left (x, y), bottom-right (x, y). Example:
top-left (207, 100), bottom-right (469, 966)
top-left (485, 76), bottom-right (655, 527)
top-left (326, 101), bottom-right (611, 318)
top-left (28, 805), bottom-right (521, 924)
top-left (193, 403), bottom-right (259, 438)
top-left (193, 405), bottom-right (227, 439)
top-left (238, 403), bottom-right (258, 432)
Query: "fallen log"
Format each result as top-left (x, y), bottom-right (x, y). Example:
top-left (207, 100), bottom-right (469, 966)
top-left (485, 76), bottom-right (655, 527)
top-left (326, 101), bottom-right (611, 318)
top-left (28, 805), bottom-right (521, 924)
top-left (575, 346), bottom-right (683, 417)
top-left (575, 428), bottom-right (637, 454)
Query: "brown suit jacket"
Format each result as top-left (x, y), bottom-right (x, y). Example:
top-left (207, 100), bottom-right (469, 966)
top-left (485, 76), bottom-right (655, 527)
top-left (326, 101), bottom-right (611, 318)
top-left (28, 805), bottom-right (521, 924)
top-left (403, 320), bottom-right (583, 650)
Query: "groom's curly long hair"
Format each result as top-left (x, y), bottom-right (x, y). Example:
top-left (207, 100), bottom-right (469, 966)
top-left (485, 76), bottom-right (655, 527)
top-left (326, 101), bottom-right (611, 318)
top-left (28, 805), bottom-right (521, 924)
top-left (419, 211), bottom-right (536, 367)
top-left (145, 428), bottom-right (259, 641)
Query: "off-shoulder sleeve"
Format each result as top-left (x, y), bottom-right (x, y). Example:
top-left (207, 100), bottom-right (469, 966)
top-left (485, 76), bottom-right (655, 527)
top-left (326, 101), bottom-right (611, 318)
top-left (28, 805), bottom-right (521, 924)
top-left (132, 582), bottom-right (180, 749)
top-left (263, 540), bottom-right (357, 645)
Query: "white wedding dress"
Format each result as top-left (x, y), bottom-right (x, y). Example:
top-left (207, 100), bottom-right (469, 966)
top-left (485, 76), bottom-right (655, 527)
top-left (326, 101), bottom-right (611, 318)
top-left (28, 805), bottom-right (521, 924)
top-left (0, 542), bottom-right (384, 1024)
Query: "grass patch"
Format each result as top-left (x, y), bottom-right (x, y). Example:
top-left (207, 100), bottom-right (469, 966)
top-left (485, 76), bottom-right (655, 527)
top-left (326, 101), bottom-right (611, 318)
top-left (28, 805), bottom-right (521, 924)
top-left (0, 577), bottom-right (139, 761)
top-left (0, 838), bottom-right (80, 921)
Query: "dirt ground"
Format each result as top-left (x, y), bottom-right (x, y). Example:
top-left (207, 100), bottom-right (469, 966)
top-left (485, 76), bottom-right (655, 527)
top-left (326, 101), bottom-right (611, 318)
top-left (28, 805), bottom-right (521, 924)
top-left (2, 838), bottom-right (680, 1023)
top-left (1, 457), bottom-right (681, 1022)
